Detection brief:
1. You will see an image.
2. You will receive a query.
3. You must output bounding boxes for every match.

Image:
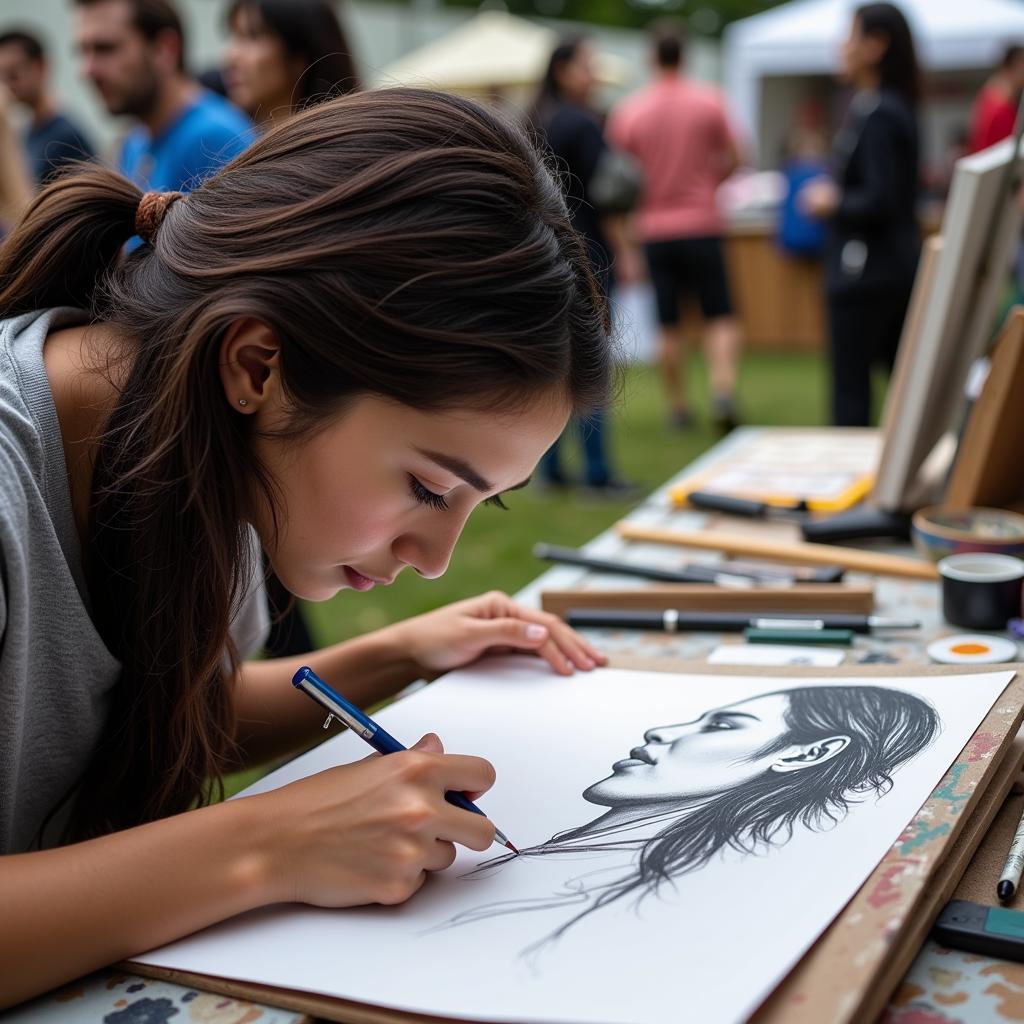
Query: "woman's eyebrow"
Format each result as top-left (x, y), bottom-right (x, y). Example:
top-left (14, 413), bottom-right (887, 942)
top-left (416, 448), bottom-right (492, 492)
top-left (415, 449), bottom-right (532, 495)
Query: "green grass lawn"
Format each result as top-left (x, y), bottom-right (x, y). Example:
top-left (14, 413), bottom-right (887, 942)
top-left (302, 351), bottom-right (833, 648)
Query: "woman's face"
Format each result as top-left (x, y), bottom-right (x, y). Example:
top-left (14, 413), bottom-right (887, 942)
top-left (840, 17), bottom-right (887, 84)
top-left (585, 694), bottom-right (801, 806)
top-left (223, 4), bottom-right (304, 118)
top-left (250, 391), bottom-right (570, 602)
top-left (557, 42), bottom-right (598, 105)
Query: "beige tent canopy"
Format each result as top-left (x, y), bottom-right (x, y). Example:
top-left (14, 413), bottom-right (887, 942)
top-left (377, 10), bottom-right (629, 99)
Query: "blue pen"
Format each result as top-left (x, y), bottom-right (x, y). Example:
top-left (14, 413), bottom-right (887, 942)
top-left (292, 666), bottom-right (519, 854)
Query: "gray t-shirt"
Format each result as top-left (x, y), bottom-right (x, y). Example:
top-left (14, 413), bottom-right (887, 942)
top-left (0, 308), bottom-right (268, 853)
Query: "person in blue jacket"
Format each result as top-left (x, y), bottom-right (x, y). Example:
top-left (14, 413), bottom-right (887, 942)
top-left (73, 0), bottom-right (252, 193)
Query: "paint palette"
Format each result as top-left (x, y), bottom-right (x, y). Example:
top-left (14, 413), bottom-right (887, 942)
top-left (926, 634), bottom-right (1019, 664)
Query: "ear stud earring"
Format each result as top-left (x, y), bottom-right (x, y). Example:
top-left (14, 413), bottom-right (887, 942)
top-left (238, 398), bottom-right (248, 407)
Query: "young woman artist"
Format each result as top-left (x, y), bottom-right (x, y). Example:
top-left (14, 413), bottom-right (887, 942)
top-left (0, 88), bottom-right (611, 1007)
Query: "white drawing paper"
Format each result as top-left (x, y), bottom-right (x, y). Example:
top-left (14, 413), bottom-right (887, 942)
top-left (134, 659), bottom-right (1015, 1024)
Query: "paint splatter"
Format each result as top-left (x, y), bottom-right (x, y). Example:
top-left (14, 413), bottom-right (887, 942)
top-left (983, 981), bottom-right (1024, 1019)
top-left (932, 765), bottom-right (972, 807)
top-left (186, 994), bottom-right (264, 1024)
top-left (927, 967), bottom-right (963, 988)
top-left (102, 996), bottom-right (180, 1024)
top-left (889, 981), bottom-right (926, 1007)
top-left (966, 732), bottom-right (1000, 762)
top-left (899, 822), bottom-right (951, 855)
top-left (869, 864), bottom-right (909, 908)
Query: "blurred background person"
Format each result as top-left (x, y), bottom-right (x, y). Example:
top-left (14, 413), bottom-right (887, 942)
top-left (73, 0), bottom-right (251, 193)
top-left (0, 29), bottom-right (95, 187)
top-left (802, 2), bottom-right (920, 428)
top-left (608, 20), bottom-right (743, 435)
top-left (223, 0), bottom-right (359, 130)
top-left (529, 35), bottom-right (637, 498)
top-left (967, 43), bottom-right (1024, 154)
top-left (0, 82), bottom-right (32, 233)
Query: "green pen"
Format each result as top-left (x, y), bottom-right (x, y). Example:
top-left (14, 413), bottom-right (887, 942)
top-left (744, 627), bottom-right (855, 646)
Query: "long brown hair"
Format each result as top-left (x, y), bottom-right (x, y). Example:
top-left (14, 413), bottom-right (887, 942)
top-left (0, 88), bottom-right (611, 843)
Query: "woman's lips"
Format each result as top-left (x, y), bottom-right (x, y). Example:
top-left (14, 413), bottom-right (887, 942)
top-left (612, 758), bottom-right (647, 771)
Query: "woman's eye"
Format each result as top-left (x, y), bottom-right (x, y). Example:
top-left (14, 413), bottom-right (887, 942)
top-left (701, 719), bottom-right (734, 732)
top-left (408, 475), bottom-right (449, 512)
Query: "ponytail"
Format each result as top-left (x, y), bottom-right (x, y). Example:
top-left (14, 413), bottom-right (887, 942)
top-left (0, 166), bottom-right (141, 316)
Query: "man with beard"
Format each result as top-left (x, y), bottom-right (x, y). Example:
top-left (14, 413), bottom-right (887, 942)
top-left (74, 0), bottom-right (251, 194)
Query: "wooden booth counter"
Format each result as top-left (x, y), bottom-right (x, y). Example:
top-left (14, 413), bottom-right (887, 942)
top-left (676, 216), bottom-right (827, 351)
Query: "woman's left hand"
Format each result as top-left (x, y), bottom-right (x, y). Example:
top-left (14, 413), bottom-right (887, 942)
top-left (389, 591), bottom-right (608, 678)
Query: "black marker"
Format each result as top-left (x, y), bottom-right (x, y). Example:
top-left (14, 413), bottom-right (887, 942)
top-left (564, 609), bottom-right (920, 634)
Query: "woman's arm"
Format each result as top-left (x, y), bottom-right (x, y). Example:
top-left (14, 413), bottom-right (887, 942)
top-left (232, 592), bottom-right (606, 768)
top-left (232, 625), bottom-right (421, 766)
top-left (1, 737), bottom-right (495, 1008)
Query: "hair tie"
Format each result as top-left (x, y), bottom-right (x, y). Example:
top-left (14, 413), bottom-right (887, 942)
top-left (135, 190), bottom-right (184, 245)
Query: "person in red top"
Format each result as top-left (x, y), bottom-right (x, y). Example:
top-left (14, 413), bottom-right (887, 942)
top-left (608, 21), bottom-right (742, 433)
top-left (968, 44), bottom-right (1024, 154)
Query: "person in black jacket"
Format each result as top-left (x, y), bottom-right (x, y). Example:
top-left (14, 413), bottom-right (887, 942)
top-left (802, 3), bottom-right (921, 427)
top-left (529, 37), bottom-right (638, 497)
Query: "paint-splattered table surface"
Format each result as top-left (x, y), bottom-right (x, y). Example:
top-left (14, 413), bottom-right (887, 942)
top-left (12, 428), bottom-right (1024, 1024)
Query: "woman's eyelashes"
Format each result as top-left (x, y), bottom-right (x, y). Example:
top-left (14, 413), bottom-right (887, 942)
top-left (408, 475), bottom-right (509, 512)
top-left (408, 474), bottom-right (449, 511)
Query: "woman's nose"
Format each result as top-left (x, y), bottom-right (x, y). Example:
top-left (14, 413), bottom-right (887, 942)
top-left (392, 525), bottom-right (463, 580)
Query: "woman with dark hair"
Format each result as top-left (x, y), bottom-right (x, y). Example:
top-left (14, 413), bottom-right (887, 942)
top-left (530, 36), bottom-right (636, 497)
top-left (0, 88), bottom-right (611, 1006)
top-left (446, 684), bottom-right (938, 951)
top-left (223, 0), bottom-right (359, 128)
top-left (802, 2), bottom-right (921, 427)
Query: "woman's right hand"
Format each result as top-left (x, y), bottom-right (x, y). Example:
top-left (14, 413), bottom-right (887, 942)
top-left (251, 733), bottom-right (497, 908)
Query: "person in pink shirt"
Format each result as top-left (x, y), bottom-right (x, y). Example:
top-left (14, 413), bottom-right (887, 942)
top-left (608, 22), bottom-right (742, 433)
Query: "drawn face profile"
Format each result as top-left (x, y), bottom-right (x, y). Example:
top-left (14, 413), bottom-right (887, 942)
top-left (584, 693), bottom-right (851, 808)
top-left (441, 684), bottom-right (940, 951)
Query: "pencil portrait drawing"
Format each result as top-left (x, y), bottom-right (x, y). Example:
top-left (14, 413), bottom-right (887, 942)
top-left (440, 685), bottom-right (940, 952)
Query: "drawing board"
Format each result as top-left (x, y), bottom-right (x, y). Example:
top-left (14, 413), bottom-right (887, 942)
top-left (132, 659), bottom-right (1016, 1024)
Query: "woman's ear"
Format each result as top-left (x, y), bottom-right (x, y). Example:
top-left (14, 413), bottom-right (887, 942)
top-left (770, 735), bottom-right (851, 774)
top-left (218, 318), bottom-right (281, 414)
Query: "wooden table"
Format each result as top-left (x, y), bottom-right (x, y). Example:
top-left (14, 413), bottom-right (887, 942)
top-left (11, 426), bottom-right (1024, 1024)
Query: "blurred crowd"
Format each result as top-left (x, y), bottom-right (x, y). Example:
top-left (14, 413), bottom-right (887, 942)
top-left (1, 0), bottom-right (1023, 445)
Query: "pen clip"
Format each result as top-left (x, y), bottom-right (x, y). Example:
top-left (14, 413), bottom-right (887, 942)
top-left (323, 714), bottom-right (335, 730)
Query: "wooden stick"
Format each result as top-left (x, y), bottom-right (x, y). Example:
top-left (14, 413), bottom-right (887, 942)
top-left (617, 524), bottom-right (938, 580)
top-left (541, 585), bottom-right (875, 619)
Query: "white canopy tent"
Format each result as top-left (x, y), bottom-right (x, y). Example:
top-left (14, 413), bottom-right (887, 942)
top-left (725, 0), bottom-right (1024, 165)
top-left (378, 10), bottom-right (630, 101)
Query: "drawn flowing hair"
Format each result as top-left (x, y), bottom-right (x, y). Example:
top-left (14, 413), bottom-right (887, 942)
top-left (451, 686), bottom-right (939, 945)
